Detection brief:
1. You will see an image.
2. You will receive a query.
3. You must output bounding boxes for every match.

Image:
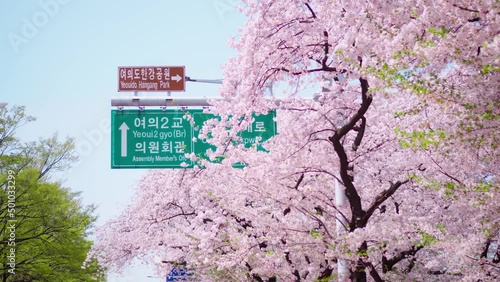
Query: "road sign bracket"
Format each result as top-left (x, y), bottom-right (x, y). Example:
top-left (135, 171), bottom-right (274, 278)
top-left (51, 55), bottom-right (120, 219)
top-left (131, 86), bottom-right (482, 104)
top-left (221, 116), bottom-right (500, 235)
top-left (111, 97), bottom-right (216, 107)
top-left (111, 97), bottom-right (281, 107)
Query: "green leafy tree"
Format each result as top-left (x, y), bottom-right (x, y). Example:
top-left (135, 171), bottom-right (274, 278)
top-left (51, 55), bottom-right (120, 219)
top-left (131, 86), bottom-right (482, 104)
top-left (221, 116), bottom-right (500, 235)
top-left (0, 103), bottom-right (105, 282)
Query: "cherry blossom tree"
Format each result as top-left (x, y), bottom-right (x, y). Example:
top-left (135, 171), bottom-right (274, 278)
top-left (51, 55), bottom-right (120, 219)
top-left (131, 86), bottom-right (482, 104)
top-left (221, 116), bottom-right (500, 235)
top-left (87, 1), bottom-right (499, 281)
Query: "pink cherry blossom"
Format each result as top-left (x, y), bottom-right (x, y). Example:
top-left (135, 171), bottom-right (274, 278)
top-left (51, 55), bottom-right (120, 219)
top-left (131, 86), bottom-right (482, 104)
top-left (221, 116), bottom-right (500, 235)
top-left (86, 1), bottom-right (499, 281)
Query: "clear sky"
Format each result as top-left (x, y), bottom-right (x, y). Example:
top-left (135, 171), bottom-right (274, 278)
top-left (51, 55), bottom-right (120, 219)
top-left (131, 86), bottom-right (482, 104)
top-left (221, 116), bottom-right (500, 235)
top-left (1, 0), bottom-right (245, 281)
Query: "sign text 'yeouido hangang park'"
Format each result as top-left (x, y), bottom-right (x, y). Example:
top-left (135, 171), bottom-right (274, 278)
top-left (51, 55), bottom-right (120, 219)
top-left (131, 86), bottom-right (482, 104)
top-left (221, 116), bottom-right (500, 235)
top-left (111, 109), bottom-right (277, 169)
top-left (118, 66), bottom-right (185, 92)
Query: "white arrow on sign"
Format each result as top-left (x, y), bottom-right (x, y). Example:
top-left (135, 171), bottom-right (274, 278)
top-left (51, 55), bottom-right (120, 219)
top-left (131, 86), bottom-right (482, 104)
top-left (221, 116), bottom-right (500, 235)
top-left (171, 74), bottom-right (182, 82)
top-left (119, 122), bottom-right (129, 157)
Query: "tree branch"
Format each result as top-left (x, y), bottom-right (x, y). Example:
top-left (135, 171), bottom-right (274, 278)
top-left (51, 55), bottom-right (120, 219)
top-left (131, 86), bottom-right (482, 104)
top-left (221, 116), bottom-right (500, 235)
top-left (329, 77), bottom-right (372, 230)
top-left (365, 261), bottom-right (384, 282)
top-left (322, 31), bottom-right (330, 69)
top-left (360, 180), bottom-right (409, 227)
top-left (352, 116), bottom-right (366, 151)
top-left (293, 173), bottom-right (305, 190)
top-left (304, 3), bottom-right (317, 19)
top-left (335, 78), bottom-right (372, 139)
top-left (330, 136), bottom-right (363, 231)
top-left (452, 4), bottom-right (480, 13)
top-left (382, 245), bottom-right (423, 273)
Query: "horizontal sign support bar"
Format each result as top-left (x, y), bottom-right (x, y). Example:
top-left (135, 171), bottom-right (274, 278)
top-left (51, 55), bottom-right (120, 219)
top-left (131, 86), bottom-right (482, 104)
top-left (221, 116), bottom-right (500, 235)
top-left (111, 97), bottom-right (215, 107)
top-left (111, 97), bottom-right (282, 107)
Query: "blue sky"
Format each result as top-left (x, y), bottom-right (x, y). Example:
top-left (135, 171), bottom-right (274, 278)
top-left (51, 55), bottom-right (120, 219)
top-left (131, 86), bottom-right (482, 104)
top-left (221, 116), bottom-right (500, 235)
top-left (1, 1), bottom-right (245, 281)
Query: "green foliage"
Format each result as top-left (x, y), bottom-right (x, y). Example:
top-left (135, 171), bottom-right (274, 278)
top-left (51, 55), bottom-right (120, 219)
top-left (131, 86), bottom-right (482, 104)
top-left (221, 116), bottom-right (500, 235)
top-left (310, 229), bottom-right (322, 239)
top-left (443, 181), bottom-right (457, 197)
top-left (480, 64), bottom-right (500, 75)
top-left (427, 26), bottom-right (448, 38)
top-left (419, 39), bottom-right (436, 47)
top-left (314, 274), bottom-right (336, 282)
top-left (436, 222), bottom-right (447, 234)
top-left (392, 49), bottom-right (411, 60)
top-left (357, 249), bottom-right (368, 257)
top-left (393, 107), bottom-right (421, 118)
top-left (414, 230), bottom-right (438, 247)
top-left (365, 61), bottom-right (437, 96)
top-left (407, 173), bottom-right (421, 182)
top-left (394, 127), bottom-right (447, 149)
top-left (0, 104), bottom-right (105, 282)
top-left (473, 183), bottom-right (492, 192)
top-left (482, 111), bottom-right (499, 120)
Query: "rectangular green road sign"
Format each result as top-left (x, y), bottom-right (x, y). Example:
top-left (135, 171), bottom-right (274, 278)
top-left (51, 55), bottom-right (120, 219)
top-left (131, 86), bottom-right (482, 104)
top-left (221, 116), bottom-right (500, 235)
top-left (111, 109), bottom-right (277, 169)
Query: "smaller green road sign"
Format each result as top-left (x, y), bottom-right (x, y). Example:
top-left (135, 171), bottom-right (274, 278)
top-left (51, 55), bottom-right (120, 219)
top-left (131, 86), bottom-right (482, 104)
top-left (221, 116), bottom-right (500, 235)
top-left (191, 111), bottom-right (277, 166)
top-left (111, 109), bottom-right (276, 169)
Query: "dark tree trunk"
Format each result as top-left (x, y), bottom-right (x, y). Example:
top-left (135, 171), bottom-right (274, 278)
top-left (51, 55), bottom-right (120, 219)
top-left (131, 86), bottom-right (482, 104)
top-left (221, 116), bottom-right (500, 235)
top-left (350, 241), bottom-right (368, 282)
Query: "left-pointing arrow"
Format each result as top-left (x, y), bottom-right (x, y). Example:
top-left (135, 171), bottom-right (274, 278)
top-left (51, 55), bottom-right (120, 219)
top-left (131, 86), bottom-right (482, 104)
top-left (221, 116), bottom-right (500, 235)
top-left (119, 122), bottom-right (129, 157)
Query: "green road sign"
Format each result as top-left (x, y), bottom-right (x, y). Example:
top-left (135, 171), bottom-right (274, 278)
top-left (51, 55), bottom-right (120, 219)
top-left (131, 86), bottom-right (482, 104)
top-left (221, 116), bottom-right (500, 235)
top-left (111, 109), bottom-right (276, 169)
